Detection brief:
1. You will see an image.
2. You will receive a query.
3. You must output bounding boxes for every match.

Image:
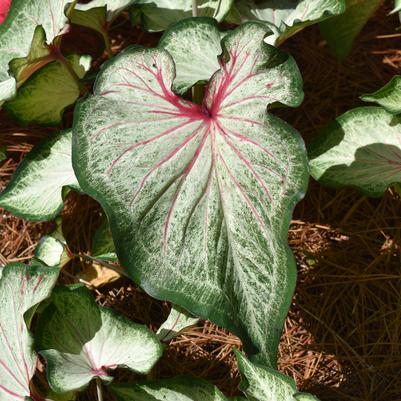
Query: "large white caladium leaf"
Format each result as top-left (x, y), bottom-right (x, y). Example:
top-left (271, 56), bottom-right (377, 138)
top-left (132, 0), bottom-right (233, 32)
top-left (35, 285), bottom-right (163, 393)
top-left (110, 377), bottom-right (231, 401)
top-left (0, 0), bottom-right (73, 102)
top-left (230, 0), bottom-right (345, 45)
top-left (320, 0), bottom-right (381, 60)
top-left (73, 21), bottom-right (308, 366)
top-left (0, 130), bottom-right (80, 221)
top-left (309, 107), bottom-right (401, 197)
top-left (236, 351), bottom-right (320, 401)
top-left (360, 76), bottom-right (401, 115)
top-left (0, 262), bottom-right (60, 401)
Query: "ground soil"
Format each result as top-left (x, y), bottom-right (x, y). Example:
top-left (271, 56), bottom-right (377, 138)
top-left (1, 1), bottom-right (401, 400)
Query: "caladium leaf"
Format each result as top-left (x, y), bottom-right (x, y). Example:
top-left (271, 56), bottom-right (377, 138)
top-left (0, 262), bottom-right (60, 401)
top-left (235, 351), bottom-right (320, 401)
top-left (157, 305), bottom-right (199, 342)
top-left (159, 17), bottom-right (223, 95)
top-left (360, 76), bottom-right (401, 114)
top-left (73, 21), bottom-right (307, 366)
top-left (92, 217), bottom-right (118, 262)
top-left (4, 54), bottom-right (90, 126)
top-left (0, 130), bottom-right (80, 221)
top-left (320, 0), bottom-right (381, 60)
top-left (34, 218), bottom-right (72, 268)
top-left (391, 0), bottom-right (401, 14)
top-left (131, 0), bottom-right (233, 32)
top-left (110, 377), bottom-right (230, 401)
top-left (309, 107), bottom-right (401, 197)
top-left (0, 0), bottom-right (73, 102)
top-left (231, 0), bottom-right (345, 45)
top-left (35, 285), bottom-right (163, 393)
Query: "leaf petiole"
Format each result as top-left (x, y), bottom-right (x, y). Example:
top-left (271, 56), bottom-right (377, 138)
top-left (96, 378), bottom-right (103, 401)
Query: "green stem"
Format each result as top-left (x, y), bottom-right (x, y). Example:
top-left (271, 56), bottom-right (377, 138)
top-left (96, 378), bottom-right (103, 401)
top-left (192, 0), bottom-right (198, 16)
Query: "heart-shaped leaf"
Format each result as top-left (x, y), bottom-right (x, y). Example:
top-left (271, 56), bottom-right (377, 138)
top-left (0, 262), bottom-right (60, 401)
top-left (157, 305), bottom-right (199, 342)
top-left (4, 54), bottom-right (90, 126)
top-left (360, 76), bottom-right (401, 114)
top-left (35, 285), bottom-right (163, 393)
top-left (309, 107), bottom-right (401, 197)
top-left (110, 377), bottom-right (230, 401)
top-left (230, 0), bottom-right (345, 45)
top-left (0, 0), bottom-right (73, 101)
top-left (73, 21), bottom-right (308, 366)
top-left (0, 129), bottom-right (80, 221)
top-left (235, 351), bottom-right (320, 401)
top-left (320, 0), bottom-right (381, 60)
top-left (132, 0), bottom-right (233, 32)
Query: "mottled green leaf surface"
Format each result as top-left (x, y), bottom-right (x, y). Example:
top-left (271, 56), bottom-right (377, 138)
top-left (157, 305), bottom-right (199, 342)
top-left (92, 217), bottom-right (118, 261)
top-left (4, 55), bottom-right (89, 126)
top-left (236, 351), bottom-right (320, 401)
top-left (360, 76), bottom-right (401, 114)
top-left (309, 107), bottom-right (401, 197)
top-left (73, 23), bottom-right (307, 364)
top-left (36, 285), bottom-right (163, 393)
top-left (111, 377), bottom-right (230, 401)
top-left (159, 18), bottom-right (223, 94)
top-left (0, 130), bottom-right (80, 221)
top-left (73, 21), bottom-right (307, 366)
top-left (132, 0), bottom-right (233, 32)
top-left (232, 0), bottom-right (345, 45)
top-left (320, 0), bottom-right (380, 60)
top-left (0, 263), bottom-right (59, 400)
top-left (0, 0), bottom-right (72, 101)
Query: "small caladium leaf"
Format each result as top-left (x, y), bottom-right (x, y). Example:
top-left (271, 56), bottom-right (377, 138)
top-left (159, 17), bottom-right (222, 95)
top-left (0, 129), bottom-right (80, 221)
top-left (360, 76), bottom-right (401, 114)
top-left (8, 26), bottom-right (51, 88)
top-left (320, 0), bottom-right (381, 60)
top-left (309, 107), bottom-right (401, 197)
top-left (157, 305), bottom-right (199, 342)
top-left (34, 217), bottom-right (72, 268)
top-left (131, 0), bottom-right (233, 32)
top-left (73, 21), bottom-right (307, 366)
top-left (0, 262), bottom-right (60, 401)
top-left (110, 377), bottom-right (230, 401)
top-left (231, 0), bottom-right (345, 45)
top-left (0, 0), bottom-right (73, 102)
top-left (36, 285), bottom-right (163, 393)
top-left (235, 351), bottom-right (320, 401)
top-left (4, 54), bottom-right (90, 126)
top-left (92, 217), bottom-right (118, 262)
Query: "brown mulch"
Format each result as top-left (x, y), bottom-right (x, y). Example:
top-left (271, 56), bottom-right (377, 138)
top-left (1, 2), bottom-right (401, 401)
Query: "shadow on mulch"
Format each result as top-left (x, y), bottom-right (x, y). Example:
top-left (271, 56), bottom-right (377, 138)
top-left (1, 2), bottom-right (401, 401)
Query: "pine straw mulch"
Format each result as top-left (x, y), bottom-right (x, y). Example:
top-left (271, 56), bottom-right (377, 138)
top-left (1, 2), bottom-right (401, 400)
